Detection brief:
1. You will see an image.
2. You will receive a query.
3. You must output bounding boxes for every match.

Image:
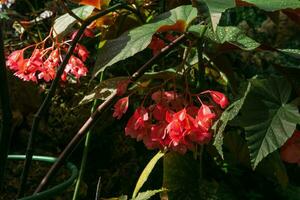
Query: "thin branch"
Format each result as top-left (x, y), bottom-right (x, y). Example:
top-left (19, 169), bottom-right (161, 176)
top-left (34, 34), bottom-right (186, 193)
top-left (0, 20), bottom-right (13, 189)
top-left (17, 3), bottom-right (124, 198)
top-left (60, 0), bottom-right (85, 24)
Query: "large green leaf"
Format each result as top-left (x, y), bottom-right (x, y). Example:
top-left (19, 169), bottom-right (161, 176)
top-left (205, 26), bottom-right (261, 50)
top-left (132, 151), bottom-right (165, 199)
top-left (238, 77), bottom-right (300, 169)
top-left (242, 0), bottom-right (300, 11)
top-left (256, 152), bottom-right (289, 187)
top-left (203, 0), bottom-right (236, 31)
top-left (53, 6), bottom-right (94, 38)
top-left (213, 82), bottom-right (251, 158)
top-left (93, 5), bottom-right (197, 77)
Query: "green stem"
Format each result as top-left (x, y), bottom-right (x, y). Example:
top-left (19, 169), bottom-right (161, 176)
top-left (0, 20), bottom-right (13, 189)
top-left (72, 73), bottom-right (103, 200)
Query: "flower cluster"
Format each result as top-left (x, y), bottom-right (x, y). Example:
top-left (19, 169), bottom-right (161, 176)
top-left (113, 90), bottom-right (229, 154)
top-left (6, 30), bottom-right (92, 83)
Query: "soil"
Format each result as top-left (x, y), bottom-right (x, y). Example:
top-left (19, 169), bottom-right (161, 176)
top-left (0, 160), bottom-right (71, 200)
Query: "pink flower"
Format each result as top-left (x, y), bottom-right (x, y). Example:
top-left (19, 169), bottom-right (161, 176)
top-left (75, 44), bottom-right (89, 62)
top-left (64, 56), bottom-right (88, 80)
top-left (113, 96), bottom-right (129, 119)
top-left (202, 90), bottom-right (229, 109)
top-left (6, 50), bottom-right (25, 71)
top-left (195, 104), bottom-right (216, 131)
top-left (165, 109), bottom-right (195, 146)
top-left (125, 107), bottom-right (149, 141)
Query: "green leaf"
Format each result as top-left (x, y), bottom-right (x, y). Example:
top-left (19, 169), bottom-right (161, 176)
top-left (213, 82), bottom-right (251, 158)
top-left (132, 189), bottom-right (166, 200)
top-left (256, 152), bottom-right (289, 187)
top-left (79, 77), bottom-right (128, 105)
top-left (242, 0), bottom-right (300, 11)
top-left (93, 5), bottom-right (197, 77)
top-left (132, 151), bottom-right (165, 199)
top-left (205, 26), bottom-right (261, 50)
top-left (238, 77), bottom-right (300, 169)
top-left (163, 152), bottom-right (200, 200)
top-left (53, 6), bottom-right (94, 38)
top-left (203, 0), bottom-right (236, 31)
top-left (278, 49), bottom-right (300, 60)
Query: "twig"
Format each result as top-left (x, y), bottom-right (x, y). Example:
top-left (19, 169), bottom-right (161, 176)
top-left (60, 0), bottom-right (85, 24)
top-left (17, 3), bottom-right (124, 198)
top-left (95, 177), bottom-right (102, 200)
top-left (72, 73), bottom-right (103, 200)
top-left (34, 34), bottom-right (186, 193)
top-left (0, 20), bottom-right (13, 189)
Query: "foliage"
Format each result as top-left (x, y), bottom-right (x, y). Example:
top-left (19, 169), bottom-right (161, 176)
top-left (1, 0), bottom-right (300, 199)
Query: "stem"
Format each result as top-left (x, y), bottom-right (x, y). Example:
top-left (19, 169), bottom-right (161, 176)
top-left (17, 3), bottom-right (124, 198)
top-left (0, 20), bottom-right (13, 189)
top-left (72, 73), bottom-right (103, 200)
top-left (60, 0), bottom-right (85, 24)
top-left (34, 34), bottom-right (186, 193)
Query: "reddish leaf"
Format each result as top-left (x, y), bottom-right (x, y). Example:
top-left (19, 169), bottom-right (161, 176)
top-left (71, 0), bottom-right (111, 9)
top-left (157, 20), bottom-right (186, 33)
top-left (280, 130), bottom-right (300, 164)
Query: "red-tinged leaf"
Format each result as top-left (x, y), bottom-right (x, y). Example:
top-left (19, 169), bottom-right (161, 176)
top-left (282, 8), bottom-right (300, 23)
top-left (235, 0), bottom-right (253, 7)
top-left (157, 20), bottom-right (186, 33)
top-left (71, 0), bottom-right (111, 9)
top-left (280, 130), bottom-right (300, 164)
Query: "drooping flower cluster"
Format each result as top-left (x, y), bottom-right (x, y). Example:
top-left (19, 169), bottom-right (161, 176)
top-left (6, 29), bottom-right (92, 83)
top-left (113, 90), bottom-right (229, 154)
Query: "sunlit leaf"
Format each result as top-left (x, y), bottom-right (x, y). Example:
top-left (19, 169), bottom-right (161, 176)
top-left (213, 82), bottom-right (251, 158)
top-left (278, 49), bottom-right (300, 60)
top-left (238, 0), bottom-right (300, 11)
top-left (203, 0), bottom-right (236, 31)
top-left (132, 189), bottom-right (166, 200)
top-left (93, 5), bottom-right (197, 77)
top-left (53, 5), bottom-right (94, 38)
top-left (205, 26), bottom-right (261, 51)
top-left (132, 151), bottom-right (165, 199)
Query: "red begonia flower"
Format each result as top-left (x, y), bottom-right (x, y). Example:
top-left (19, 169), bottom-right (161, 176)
top-left (125, 107), bottom-right (149, 141)
top-left (75, 44), bottom-right (89, 62)
top-left (6, 49), bottom-right (25, 71)
top-left (113, 96), bottom-right (129, 119)
top-left (202, 90), bottom-right (229, 109)
top-left (195, 104), bottom-right (216, 131)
